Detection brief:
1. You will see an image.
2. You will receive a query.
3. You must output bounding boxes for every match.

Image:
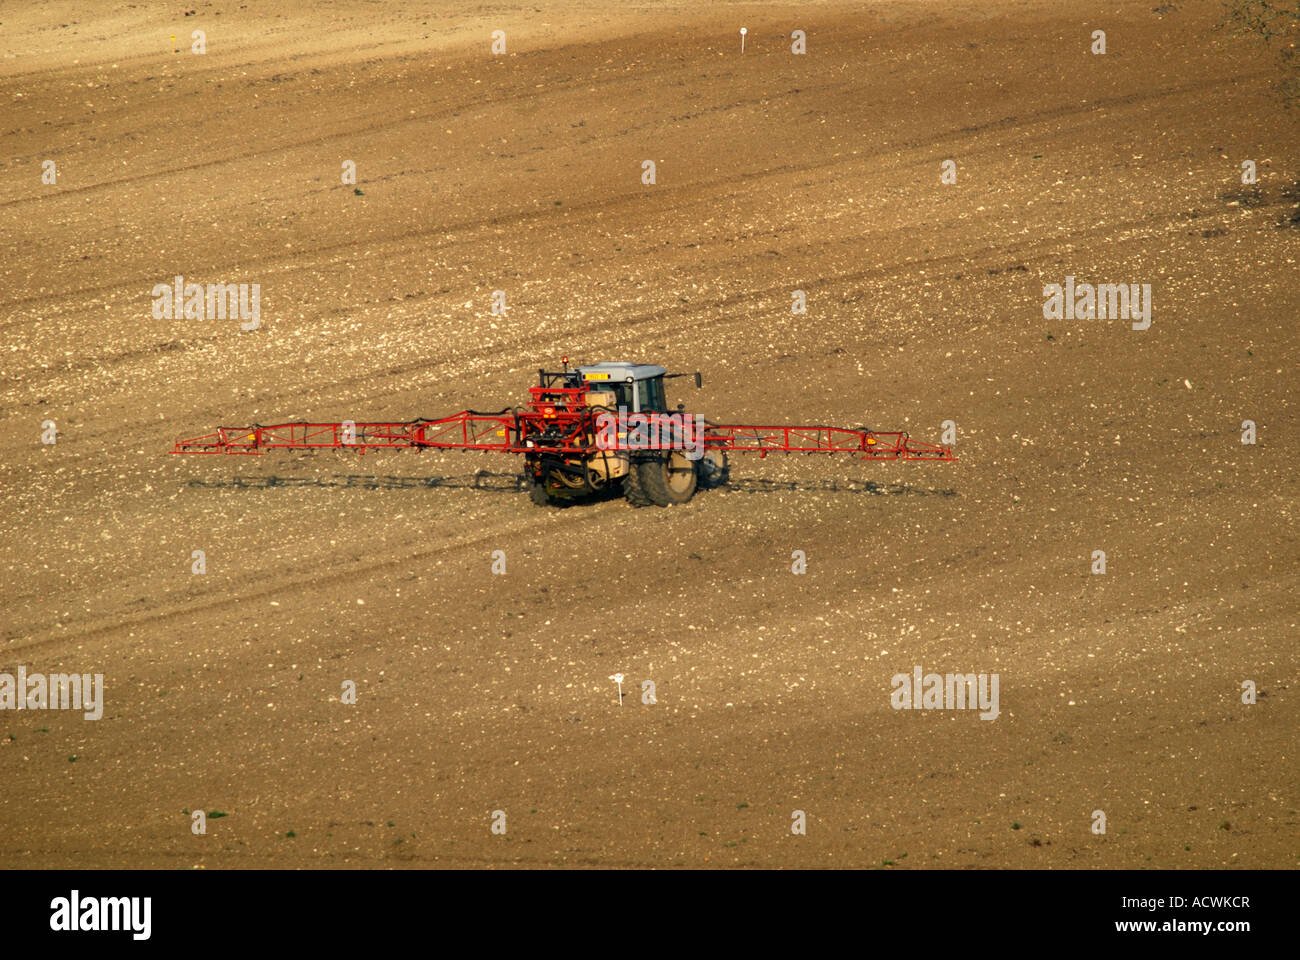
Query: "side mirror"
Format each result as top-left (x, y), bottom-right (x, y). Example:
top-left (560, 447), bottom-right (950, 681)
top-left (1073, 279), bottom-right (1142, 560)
top-left (694, 371), bottom-right (703, 389)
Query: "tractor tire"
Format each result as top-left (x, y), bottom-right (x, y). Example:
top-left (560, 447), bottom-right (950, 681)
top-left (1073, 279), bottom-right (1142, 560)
top-left (633, 451), bottom-right (698, 507)
top-left (622, 459), bottom-right (655, 507)
top-left (527, 477), bottom-right (554, 507)
top-left (696, 449), bottom-right (729, 489)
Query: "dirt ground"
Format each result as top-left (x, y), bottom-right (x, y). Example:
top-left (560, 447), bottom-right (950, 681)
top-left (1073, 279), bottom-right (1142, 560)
top-left (1, 0), bottom-right (1296, 868)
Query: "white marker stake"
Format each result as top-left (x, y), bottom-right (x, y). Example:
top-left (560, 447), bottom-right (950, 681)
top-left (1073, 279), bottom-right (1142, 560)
top-left (740, 27), bottom-right (747, 53)
top-left (610, 673), bottom-right (624, 706)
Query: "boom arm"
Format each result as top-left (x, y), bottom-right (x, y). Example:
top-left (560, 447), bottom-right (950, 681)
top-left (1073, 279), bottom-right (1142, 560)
top-left (702, 423), bottom-right (952, 460)
top-left (173, 412), bottom-right (954, 460)
top-left (173, 412), bottom-right (518, 455)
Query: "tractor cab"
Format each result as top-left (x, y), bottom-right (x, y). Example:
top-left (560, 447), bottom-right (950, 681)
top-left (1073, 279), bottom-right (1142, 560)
top-left (575, 362), bottom-right (668, 413)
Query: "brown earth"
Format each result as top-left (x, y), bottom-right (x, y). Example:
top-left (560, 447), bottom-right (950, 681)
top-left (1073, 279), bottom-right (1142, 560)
top-left (0, 0), bottom-right (1296, 868)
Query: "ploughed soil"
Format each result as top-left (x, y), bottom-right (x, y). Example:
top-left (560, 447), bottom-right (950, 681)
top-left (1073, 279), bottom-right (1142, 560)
top-left (0, 0), bottom-right (1295, 868)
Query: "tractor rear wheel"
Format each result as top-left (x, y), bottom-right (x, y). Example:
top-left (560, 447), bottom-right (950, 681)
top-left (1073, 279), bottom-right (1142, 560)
top-left (528, 466), bottom-right (571, 507)
top-left (622, 460), bottom-right (654, 507)
top-left (528, 478), bottom-right (553, 506)
top-left (696, 449), bottom-right (729, 489)
top-left (631, 451), bottom-right (698, 507)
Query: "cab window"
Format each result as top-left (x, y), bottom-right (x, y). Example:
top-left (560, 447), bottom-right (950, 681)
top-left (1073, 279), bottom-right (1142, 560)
top-left (638, 377), bottom-right (666, 413)
top-left (587, 381), bottom-right (631, 410)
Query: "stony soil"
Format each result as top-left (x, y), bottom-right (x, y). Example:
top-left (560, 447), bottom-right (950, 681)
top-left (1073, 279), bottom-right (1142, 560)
top-left (0, 0), bottom-right (1296, 868)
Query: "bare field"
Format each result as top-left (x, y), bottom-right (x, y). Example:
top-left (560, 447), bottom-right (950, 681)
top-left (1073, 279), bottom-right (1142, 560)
top-left (1, 0), bottom-right (1296, 868)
